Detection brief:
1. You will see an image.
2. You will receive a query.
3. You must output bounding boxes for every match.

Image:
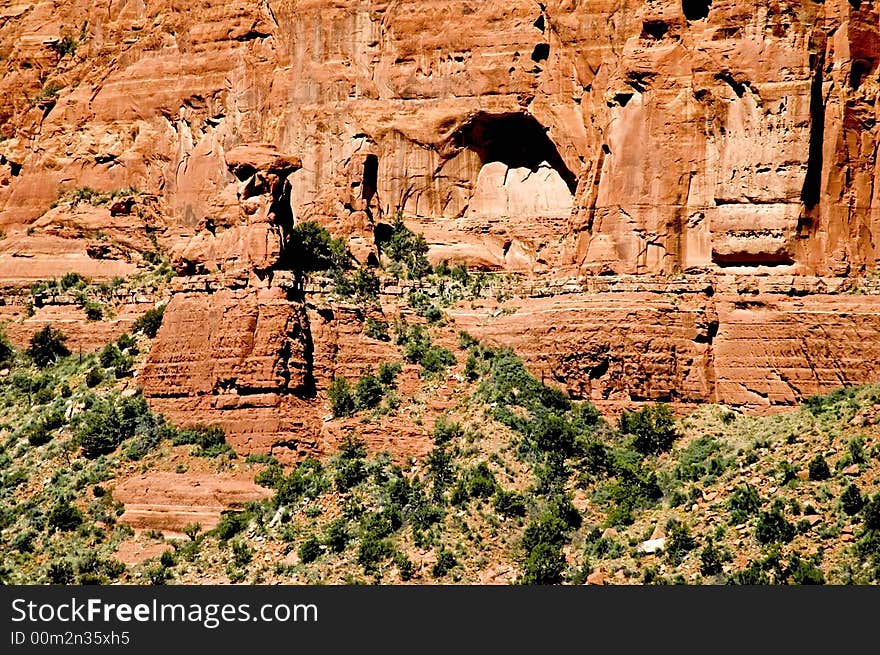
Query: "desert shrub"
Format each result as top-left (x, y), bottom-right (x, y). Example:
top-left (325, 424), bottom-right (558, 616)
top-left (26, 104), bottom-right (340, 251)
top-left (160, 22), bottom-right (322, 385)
top-left (60, 272), bottom-right (86, 290)
top-left (351, 265), bottom-right (380, 298)
top-left (132, 305), bottom-right (165, 338)
top-left (27, 326), bottom-right (70, 367)
top-left (99, 343), bottom-right (132, 375)
top-left (324, 518), bottom-right (349, 553)
top-left (803, 386), bottom-right (859, 418)
top-left (394, 553), bottom-right (414, 581)
top-left (272, 459), bottom-right (330, 506)
top-left (48, 499), bottom-right (83, 532)
top-left (520, 541), bottom-right (566, 585)
top-left (456, 462), bottom-right (498, 501)
top-left (12, 529), bottom-right (37, 553)
top-left (333, 436), bottom-right (367, 492)
top-left (619, 404), bottom-right (679, 456)
top-left (787, 553), bottom-right (825, 585)
top-left (582, 529), bottom-right (624, 560)
top-left (83, 301), bottom-right (104, 321)
top-left (377, 361), bottom-right (402, 387)
top-left (328, 377), bottom-right (355, 418)
top-left (287, 221), bottom-right (346, 274)
top-left (728, 484), bottom-right (762, 524)
top-left (46, 561), bottom-right (75, 584)
top-left (116, 333), bottom-right (138, 354)
top-left (85, 366), bottom-right (103, 388)
top-left (840, 483), bottom-right (865, 516)
top-left (364, 318), bottom-right (390, 341)
top-left (0, 328), bottom-right (15, 366)
top-left (357, 534), bottom-right (393, 573)
top-left (433, 415), bottom-right (463, 445)
top-left (863, 494), bottom-right (880, 532)
top-left (530, 412), bottom-right (577, 456)
top-left (213, 511), bottom-right (250, 541)
top-left (493, 490), bottom-right (527, 518)
top-left (381, 212), bottom-right (431, 280)
top-left (675, 436), bottom-right (728, 481)
top-left (420, 345), bottom-right (455, 374)
top-left (75, 392), bottom-right (155, 458)
top-left (25, 407), bottom-right (64, 446)
top-left (755, 503), bottom-right (796, 545)
top-left (450, 263), bottom-right (469, 285)
top-left (354, 374), bottom-right (384, 411)
top-left (431, 549), bottom-right (458, 578)
top-left (808, 455), bottom-right (831, 481)
top-left (665, 518), bottom-right (697, 565)
top-left (298, 536), bottom-right (322, 564)
top-left (699, 539), bottom-right (728, 576)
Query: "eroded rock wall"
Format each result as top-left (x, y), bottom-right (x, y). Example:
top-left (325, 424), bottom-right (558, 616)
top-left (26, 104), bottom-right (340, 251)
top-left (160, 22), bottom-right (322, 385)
top-left (2, 1), bottom-right (880, 457)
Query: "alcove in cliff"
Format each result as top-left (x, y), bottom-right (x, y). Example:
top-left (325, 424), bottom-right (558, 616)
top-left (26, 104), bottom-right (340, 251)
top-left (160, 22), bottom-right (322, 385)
top-left (453, 112), bottom-right (576, 219)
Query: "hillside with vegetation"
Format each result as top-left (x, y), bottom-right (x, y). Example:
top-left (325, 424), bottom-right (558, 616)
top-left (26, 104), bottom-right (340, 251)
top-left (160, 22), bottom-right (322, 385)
top-left (1, 239), bottom-right (879, 585)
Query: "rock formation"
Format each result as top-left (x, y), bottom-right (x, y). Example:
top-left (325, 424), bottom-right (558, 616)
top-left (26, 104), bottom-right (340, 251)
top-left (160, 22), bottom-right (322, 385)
top-left (1, 1), bottom-right (880, 456)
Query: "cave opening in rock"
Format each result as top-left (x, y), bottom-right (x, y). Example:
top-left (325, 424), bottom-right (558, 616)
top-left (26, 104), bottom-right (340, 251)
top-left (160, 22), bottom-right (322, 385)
top-left (682, 0), bottom-right (711, 21)
top-left (454, 113), bottom-right (577, 192)
top-left (531, 43), bottom-right (550, 63)
top-left (453, 112), bottom-right (577, 219)
top-left (362, 154), bottom-right (378, 203)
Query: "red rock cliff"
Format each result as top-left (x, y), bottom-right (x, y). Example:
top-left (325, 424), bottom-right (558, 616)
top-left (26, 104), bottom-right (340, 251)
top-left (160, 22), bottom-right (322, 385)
top-left (2, 1), bottom-right (880, 455)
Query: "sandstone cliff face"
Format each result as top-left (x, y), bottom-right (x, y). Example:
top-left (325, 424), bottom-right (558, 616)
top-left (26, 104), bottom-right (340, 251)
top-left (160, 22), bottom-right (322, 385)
top-left (2, 1), bottom-right (880, 456)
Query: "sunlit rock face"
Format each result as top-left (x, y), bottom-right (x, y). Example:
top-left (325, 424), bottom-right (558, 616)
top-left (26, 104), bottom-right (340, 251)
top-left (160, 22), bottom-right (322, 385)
top-left (2, 1), bottom-right (880, 455)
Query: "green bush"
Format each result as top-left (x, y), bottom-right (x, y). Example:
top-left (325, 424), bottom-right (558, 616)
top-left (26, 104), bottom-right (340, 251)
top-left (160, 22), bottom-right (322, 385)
top-left (48, 499), bottom-right (83, 532)
top-left (456, 462), bottom-right (497, 501)
top-left (787, 553), bottom-right (825, 585)
top-left (364, 318), bottom-right (390, 341)
top-left (394, 552), bottom-right (414, 581)
top-left (840, 483), bottom-right (865, 516)
top-left (83, 301), bottom-right (104, 321)
top-left (699, 539), bottom-right (728, 576)
top-left (433, 416), bottom-right (463, 445)
top-left (299, 536), bottom-right (322, 564)
top-left (665, 518), bottom-right (697, 565)
top-left (85, 366), bottom-right (103, 388)
top-left (357, 534), bottom-right (393, 573)
top-left (272, 459), bottom-right (330, 506)
top-left (60, 272), bottom-right (87, 290)
top-left (351, 265), bottom-right (380, 298)
top-left (0, 327), bottom-right (15, 366)
top-left (755, 504), bottom-right (795, 545)
top-left (324, 518), bottom-right (349, 553)
top-left (328, 377), bottom-right (356, 418)
top-left (213, 511), bottom-right (250, 541)
top-left (728, 484), bottom-right (762, 524)
top-left (377, 361), bottom-right (402, 387)
top-left (493, 490), bottom-right (527, 518)
top-left (381, 212), bottom-right (431, 280)
top-left (619, 404), bottom-right (679, 456)
top-left (808, 455), bottom-right (830, 481)
top-left (431, 549), bottom-right (458, 578)
top-left (675, 436), bottom-right (728, 481)
top-left (287, 221), bottom-right (347, 274)
top-left (75, 392), bottom-right (155, 458)
top-left (355, 374), bottom-right (384, 411)
top-left (420, 346), bottom-right (456, 374)
top-left (333, 437), bottom-right (367, 491)
top-left (27, 326), bottom-right (70, 367)
top-left (132, 305), bottom-right (165, 338)
top-left (47, 561), bottom-right (75, 584)
top-left (520, 541), bottom-right (565, 585)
